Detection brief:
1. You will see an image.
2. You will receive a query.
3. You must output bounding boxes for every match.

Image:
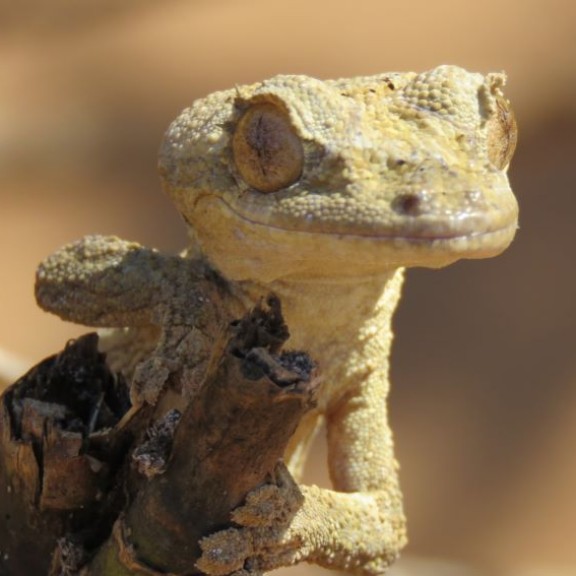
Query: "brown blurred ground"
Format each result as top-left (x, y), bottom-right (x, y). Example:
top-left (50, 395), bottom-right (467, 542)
top-left (1, 1), bottom-right (575, 575)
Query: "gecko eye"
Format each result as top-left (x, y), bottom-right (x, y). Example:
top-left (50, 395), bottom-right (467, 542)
top-left (232, 102), bottom-right (304, 193)
top-left (486, 95), bottom-right (518, 170)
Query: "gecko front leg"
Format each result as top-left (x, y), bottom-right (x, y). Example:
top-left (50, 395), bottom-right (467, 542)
top-left (198, 374), bottom-right (406, 576)
top-left (35, 235), bottom-right (230, 407)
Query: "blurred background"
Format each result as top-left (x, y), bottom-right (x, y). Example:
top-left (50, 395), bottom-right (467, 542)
top-left (1, 1), bottom-right (575, 575)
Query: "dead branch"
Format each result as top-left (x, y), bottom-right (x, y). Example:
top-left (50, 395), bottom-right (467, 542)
top-left (0, 297), bottom-right (316, 576)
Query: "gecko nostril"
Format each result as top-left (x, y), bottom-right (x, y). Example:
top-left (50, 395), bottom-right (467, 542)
top-left (392, 193), bottom-right (423, 216)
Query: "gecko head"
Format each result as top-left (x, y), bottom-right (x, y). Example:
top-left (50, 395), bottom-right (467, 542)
top-left (159, 66), bottom-right (518, 283)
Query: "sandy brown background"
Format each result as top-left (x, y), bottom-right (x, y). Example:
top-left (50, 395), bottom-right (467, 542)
top-left (1, 1), bottom-right (576, 575)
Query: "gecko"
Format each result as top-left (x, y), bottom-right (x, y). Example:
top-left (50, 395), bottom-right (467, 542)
top-left (34, 65), bottom-right (518, 575)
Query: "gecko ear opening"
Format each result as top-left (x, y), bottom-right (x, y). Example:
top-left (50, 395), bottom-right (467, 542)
top-left (232, 102), bottom-right (304, 193)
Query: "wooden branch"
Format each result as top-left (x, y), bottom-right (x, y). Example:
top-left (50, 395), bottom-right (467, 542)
top-left (0, 333), bottom-right (141, 575)
top-left (0, 297), bottom-right (316, 576)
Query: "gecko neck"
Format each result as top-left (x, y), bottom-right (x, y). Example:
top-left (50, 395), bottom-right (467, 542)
top-left (232, 269), bottom-right (405, 411)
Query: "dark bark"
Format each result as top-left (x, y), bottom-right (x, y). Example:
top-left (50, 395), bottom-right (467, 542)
top-left (0, 333), bottom-right (141, 576)
top-left (0, 297), bottom-right (316, 576)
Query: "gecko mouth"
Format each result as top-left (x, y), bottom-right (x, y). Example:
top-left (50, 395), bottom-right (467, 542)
top-left (191, 193), bottom-right (518, 279)
top-left (217, 193), bottom-right (519, 254)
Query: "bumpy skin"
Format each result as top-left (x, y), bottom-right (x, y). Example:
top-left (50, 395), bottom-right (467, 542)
top-left (35, 66), bottom-right (518, 575)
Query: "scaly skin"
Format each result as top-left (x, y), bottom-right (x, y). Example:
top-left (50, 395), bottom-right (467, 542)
top-left (35, 65), bottom-right (518, 575)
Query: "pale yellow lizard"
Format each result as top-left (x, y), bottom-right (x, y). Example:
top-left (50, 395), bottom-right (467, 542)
top-left (35, 65), bottom-right (518, 575)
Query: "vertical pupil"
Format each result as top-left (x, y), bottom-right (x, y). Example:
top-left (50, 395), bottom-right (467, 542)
top-left (247, 113), bottom-right (278, 174)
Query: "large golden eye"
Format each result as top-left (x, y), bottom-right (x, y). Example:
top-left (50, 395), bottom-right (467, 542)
top-left (232, 102), bottom-right (304, 193)
top-left (486, 95), bottom-right (518, 170)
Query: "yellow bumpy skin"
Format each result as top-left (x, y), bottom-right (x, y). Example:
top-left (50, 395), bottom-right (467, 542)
top-left (37, 66), bottom-right (518, 575)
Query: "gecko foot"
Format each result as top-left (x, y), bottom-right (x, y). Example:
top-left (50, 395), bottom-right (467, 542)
top-left (196, 462), bottom-right (306, 575)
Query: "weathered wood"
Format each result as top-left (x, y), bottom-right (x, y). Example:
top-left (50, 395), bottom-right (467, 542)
top-left (86, 297), bottom-right (316, 575)
top-left (0, 298), bottom-right (316, 576)
top-left (0, 333), bottom-right (138, 576)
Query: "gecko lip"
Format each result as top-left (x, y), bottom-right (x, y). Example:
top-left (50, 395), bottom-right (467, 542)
top-left (218, 195), bottom-right (518, 247)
